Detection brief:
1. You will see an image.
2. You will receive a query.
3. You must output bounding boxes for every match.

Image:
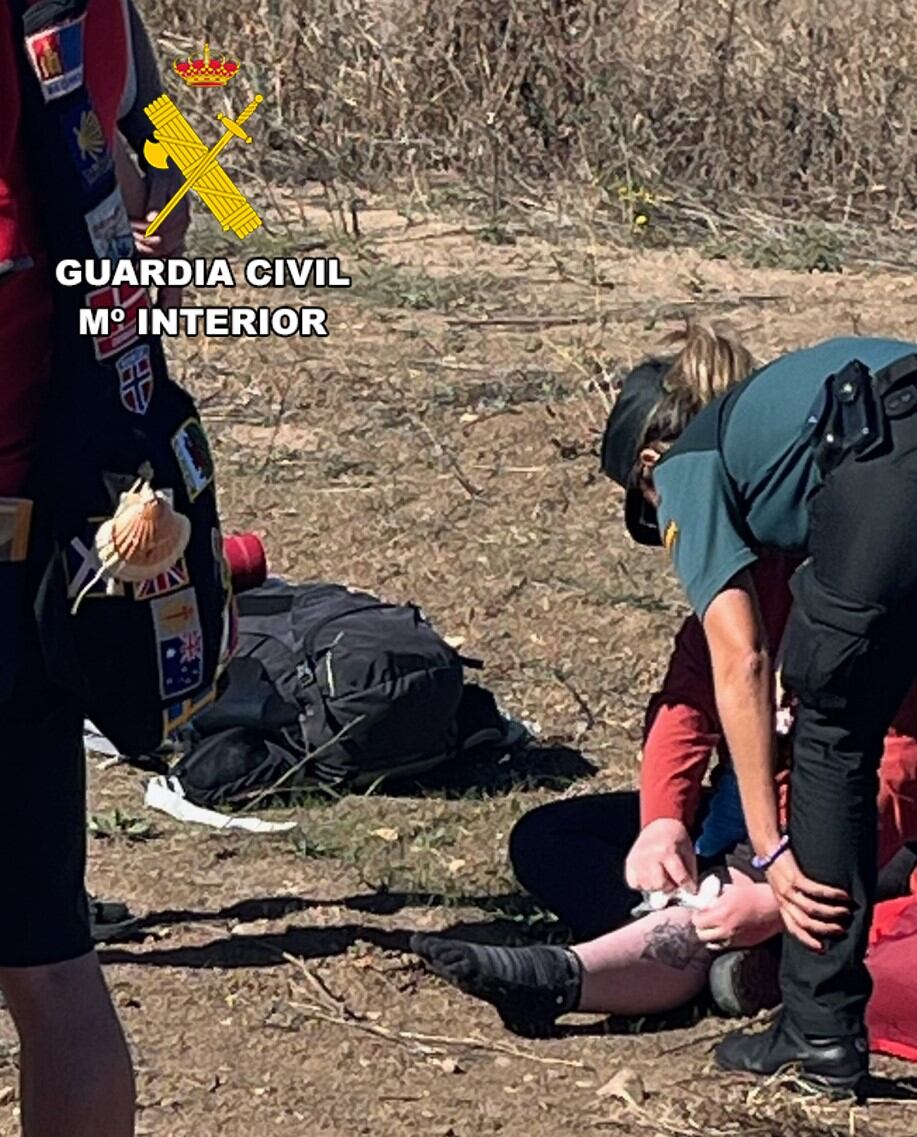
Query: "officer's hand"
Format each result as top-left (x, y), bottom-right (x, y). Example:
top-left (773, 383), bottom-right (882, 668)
top-left (766, 851), bottom-right (850, 951)
top-left (692, 877), bottom-right (782, 951)
top-left (625, 818), bottom-right (698, 895)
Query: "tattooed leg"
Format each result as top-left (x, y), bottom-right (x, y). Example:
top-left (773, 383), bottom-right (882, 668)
top-left (573, 906), bottom-right (712, 1015)
top-left (640, 917), bottom-right (709, 971)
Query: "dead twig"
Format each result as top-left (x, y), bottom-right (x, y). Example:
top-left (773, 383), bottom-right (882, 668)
top-left (282, 953), bottom-right (590, 1069)
top-left (281, 953), bottom-right (346, 1013)
top-left (288, 998), bottom-right (593, 1069)
top-left (552, 667), bottom-right (597, 732)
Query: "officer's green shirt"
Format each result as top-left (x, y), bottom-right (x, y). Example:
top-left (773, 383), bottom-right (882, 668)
top-left (654, 337), bottom-right (917, 617)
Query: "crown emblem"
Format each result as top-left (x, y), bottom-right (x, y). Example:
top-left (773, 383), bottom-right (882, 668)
top-left (173, 41), bottom-right (240, 88)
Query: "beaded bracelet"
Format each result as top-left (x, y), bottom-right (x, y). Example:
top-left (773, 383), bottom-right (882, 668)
top-left (751, 834), bottom-right (790, 871)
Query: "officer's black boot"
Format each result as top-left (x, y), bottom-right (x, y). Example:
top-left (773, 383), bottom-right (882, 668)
top-left (715, 1014), bottom-right (868, 1100)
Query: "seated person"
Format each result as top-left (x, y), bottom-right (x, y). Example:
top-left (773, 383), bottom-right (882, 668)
top-left (412, 553), bottom-right (917, 1036)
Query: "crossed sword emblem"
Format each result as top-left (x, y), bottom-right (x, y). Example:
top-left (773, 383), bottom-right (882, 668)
top-left (142, 93), bottom-right (264, 240)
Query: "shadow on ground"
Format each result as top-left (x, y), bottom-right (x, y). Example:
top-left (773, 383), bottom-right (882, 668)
top-left (98, 886), bottom-right (569, 969)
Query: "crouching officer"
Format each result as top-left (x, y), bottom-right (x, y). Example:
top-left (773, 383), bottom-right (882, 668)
top-left (601, 323), bottom-right (917, 1098)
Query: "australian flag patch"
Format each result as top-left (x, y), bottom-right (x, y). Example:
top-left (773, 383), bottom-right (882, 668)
top-left (151, 588), bottom-right (204, 699)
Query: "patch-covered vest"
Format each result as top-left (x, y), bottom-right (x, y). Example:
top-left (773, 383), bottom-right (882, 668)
top-left (13, 0), bottom-right (234, 753)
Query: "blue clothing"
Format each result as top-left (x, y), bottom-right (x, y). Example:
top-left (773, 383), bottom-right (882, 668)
top-left (694, 766), bottom-right (747, 857)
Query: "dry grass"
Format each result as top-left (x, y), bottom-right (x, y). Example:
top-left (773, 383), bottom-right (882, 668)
top-left (144, 0), bottom-right (916, 229)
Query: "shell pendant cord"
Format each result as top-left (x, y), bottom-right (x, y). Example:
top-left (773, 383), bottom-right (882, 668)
top-left (70, 475), bottom-right (192, 615)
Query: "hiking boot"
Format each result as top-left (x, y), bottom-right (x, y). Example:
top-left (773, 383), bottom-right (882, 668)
top-left (708, 945), bottom-right (781, 1018)
top-left (715, 1014), bottom-right (868, 1100)
top-left (90, 897), bottom-right (141, 943)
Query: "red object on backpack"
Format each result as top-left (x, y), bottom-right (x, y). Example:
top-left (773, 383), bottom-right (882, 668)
top-left (867, 894), bottom-right (917, 1062)
top-left (222, 533), bottom-right (267, 594)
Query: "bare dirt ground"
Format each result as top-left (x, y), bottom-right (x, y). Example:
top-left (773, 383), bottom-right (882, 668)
top-left (3, 197), bottom-right (916, 1135)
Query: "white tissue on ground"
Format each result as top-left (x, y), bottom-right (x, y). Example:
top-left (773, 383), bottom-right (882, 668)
top-left (144, 775), bottom-right (297, 834)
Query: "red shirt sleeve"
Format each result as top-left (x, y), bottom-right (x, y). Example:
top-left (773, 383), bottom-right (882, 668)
top-left (639, 553), bottom-right (800, 829)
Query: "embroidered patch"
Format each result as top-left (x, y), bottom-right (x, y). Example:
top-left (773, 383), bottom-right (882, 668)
top-left (0, 498), bottom-right (33, 562)
top-left (151, 588), bottom-right (204, 699)
top-left (63, 99), bottom-right (114, 190)
top-left (26, 16), bottom-right (84, 102)
top-left (86, 283), bottom-right (149, 360)
top-left (162, 684), bottom-right (217, 736)
top-left (63, 521), bottom-right (124, 599)
top-left (84, 187), bottom-right (133, 261)
top-left (115, 345), bottom-right (154, 415)
top-left (172, 418), bottom-right (215, 501)
top-left (663, 519), bottom-right (679, 554)
top-left (133, 558), bottom-right (190, 601)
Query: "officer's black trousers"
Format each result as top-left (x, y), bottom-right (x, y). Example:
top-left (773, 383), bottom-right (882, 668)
top-left (781, 399), bottom-right (917, 1038)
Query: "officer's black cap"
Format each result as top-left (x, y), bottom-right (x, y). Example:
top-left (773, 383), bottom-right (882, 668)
top-left (600, 359), bottom-right (670, 547)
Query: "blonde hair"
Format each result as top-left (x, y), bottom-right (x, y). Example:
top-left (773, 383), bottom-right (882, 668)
top-left (642, 320), bottom-right (756, 452)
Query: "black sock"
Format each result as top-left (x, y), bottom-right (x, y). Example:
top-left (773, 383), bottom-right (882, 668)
top-left (411, 934), bottom-right (582, 1033)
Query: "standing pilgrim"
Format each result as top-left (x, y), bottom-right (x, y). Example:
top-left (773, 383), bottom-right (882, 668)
top-left (601, 323), bottom-right (917, 1098)
top-left (0, 3), bottom-right (231, 1135)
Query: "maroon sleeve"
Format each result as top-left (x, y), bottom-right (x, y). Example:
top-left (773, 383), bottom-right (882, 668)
top-left (641, 614), bottom-right (721, 828)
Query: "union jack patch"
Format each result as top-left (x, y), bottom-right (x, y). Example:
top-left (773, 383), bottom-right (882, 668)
top-left (133, 557), bottom-right (190, 601)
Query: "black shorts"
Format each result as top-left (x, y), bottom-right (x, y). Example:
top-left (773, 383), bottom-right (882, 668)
top-left (0, 610), bottom-right (91, 968)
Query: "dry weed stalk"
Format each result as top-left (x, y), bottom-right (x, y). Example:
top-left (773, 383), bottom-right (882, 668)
top-left (144, 0), bottom-right (915, 226)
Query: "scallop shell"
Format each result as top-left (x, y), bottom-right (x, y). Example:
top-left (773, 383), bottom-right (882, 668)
top-left (75, 109), bottom-right (104, 159)
top-left (94, 483), bottom-right (191, 582)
